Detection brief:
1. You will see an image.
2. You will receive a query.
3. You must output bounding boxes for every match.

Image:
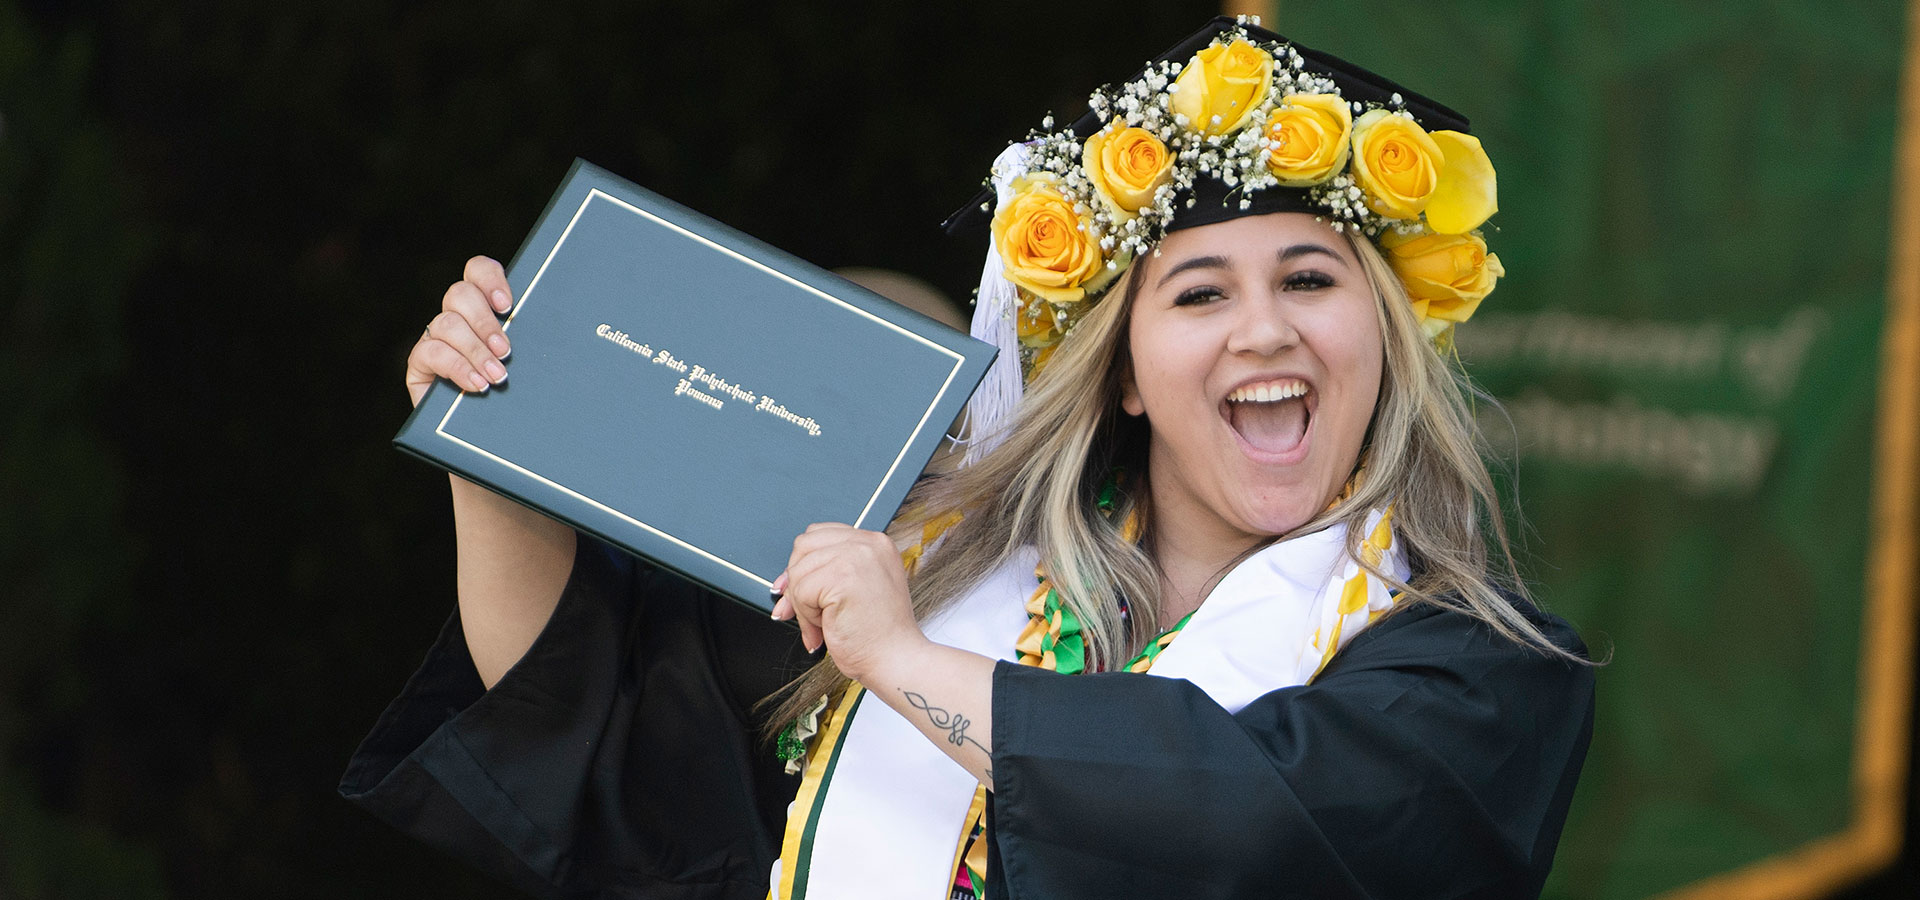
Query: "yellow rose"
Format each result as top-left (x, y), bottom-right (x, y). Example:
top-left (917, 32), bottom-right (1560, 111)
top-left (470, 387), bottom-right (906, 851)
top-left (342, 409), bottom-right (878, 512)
top-left (1027, 343), bottom-right (1061, 380)
top-left (1083, 124), bottom-right (1174, 218)
top-left (1017, 295), bottom-right (1063, 347)
top-left (1424, 130), bottom-right (1498, 234)
top-left (1263, 93), bottom-right (1351, 186)
top-left (1378, 228), bottom-right (1504, 336)
top-left (991, 175), bottom-right (1106, 305)
top-left (1349, 109), bottom-right (1442, 219)
top-left (1170, 38), bottom-right (1273, 136)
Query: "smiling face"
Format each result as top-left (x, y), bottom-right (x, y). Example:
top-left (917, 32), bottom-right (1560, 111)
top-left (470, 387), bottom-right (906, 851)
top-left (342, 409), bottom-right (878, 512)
top-left (1121, 212), bottom-right (1384, 551)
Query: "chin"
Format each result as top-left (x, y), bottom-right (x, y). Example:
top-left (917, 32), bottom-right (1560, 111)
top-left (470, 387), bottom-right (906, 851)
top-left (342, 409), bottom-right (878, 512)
top-left (1232, 484), bottom-right (1325, 538)
top-left (1250, 513), bottom-right (1319, 539)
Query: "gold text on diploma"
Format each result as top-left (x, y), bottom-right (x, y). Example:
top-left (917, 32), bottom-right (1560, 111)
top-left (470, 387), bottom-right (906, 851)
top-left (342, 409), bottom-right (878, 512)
top-left (595, 323), bottom-right (654, 358)
top-left (593, 322), bottom-right (822, 435)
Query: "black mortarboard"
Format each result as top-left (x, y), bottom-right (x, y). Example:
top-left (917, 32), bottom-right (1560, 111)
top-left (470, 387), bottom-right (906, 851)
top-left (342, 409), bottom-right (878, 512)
top-left (941, 15), bottom-right (1472, 238)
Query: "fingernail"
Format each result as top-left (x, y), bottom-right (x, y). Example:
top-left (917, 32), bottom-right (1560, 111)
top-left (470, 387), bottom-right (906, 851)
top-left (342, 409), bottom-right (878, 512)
top-left (485, 360), bottom-right (508, 383)
top-left (467, 372), bottom-right (490, 392)
top-left (491, 289), bottom-right (510, 312)
top-left (772, 572), bottom-right (788, 593)
top-left (489, 334), bottom-right (511, 358)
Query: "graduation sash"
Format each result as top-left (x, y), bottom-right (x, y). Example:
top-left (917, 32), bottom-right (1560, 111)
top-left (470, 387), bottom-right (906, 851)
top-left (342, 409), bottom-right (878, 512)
top-left (769, 510), bottom-right (1407, 900)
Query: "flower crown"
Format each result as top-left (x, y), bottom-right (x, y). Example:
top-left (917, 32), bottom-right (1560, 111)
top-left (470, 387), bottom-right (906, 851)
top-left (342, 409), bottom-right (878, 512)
top-left (957, 17), bottom-right (1505, 462)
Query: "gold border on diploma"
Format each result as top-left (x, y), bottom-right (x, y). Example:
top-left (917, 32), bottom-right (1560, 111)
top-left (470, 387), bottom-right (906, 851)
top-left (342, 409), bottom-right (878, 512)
top-left (430, 188), bottom-right (968, 590)
top-left (1654, 1), bottom-right (1920, 896)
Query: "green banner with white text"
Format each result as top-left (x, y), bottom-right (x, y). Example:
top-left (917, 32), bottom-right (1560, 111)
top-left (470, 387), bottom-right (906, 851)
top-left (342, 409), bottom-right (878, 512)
top-left (1277, 1), bottom-right (1908, 896)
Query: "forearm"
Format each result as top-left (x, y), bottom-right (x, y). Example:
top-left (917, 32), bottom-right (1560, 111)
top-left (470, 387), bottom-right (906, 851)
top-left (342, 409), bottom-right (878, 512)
top-left (862, 640), bottom-right (1000, 789)
top-left (450, 474), bottom-right (577, 687)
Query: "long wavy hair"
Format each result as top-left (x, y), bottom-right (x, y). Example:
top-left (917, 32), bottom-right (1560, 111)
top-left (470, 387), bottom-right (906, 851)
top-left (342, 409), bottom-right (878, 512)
top-left (766, 223), bottom-right (1583, 732)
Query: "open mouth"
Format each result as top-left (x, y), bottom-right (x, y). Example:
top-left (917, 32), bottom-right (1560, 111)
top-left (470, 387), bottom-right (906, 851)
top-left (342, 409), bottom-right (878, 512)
top-left (1225, 378), bottom-right (1312, 456)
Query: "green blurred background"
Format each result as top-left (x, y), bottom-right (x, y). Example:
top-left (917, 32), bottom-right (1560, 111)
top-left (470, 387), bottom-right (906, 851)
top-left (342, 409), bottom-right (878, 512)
top-left (0, 0), bottom-right (1913, 897)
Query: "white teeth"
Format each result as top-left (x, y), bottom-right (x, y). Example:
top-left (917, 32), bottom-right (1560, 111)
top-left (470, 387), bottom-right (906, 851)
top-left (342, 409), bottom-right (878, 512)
top-left (1228, 379), bottom-right (1309, 403)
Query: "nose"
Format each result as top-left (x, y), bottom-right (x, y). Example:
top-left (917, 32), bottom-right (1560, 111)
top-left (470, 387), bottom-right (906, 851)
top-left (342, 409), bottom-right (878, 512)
top-left (1226, 297), bottom-right (1301, 357)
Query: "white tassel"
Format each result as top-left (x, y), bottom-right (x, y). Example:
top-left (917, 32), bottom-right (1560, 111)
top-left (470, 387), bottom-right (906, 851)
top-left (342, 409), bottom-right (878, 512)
top-left (962, 143), bottom-right (1033, 466)
top-left (964, 236), bottom-right (1021, 465)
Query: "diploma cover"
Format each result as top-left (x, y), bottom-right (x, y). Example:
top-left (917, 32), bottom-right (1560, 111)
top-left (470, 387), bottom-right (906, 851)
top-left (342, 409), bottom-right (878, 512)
top-left (395, 160), bottom-right (996, 612)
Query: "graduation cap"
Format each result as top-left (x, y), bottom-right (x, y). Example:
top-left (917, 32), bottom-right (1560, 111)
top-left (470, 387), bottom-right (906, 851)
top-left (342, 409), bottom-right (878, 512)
top-left (941, 15), bottom-right (1473, 237)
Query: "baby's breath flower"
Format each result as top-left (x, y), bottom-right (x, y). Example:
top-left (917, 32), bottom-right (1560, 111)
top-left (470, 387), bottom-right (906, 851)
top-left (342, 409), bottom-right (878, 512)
top-left (982, 23), bottom-right (1493, 356)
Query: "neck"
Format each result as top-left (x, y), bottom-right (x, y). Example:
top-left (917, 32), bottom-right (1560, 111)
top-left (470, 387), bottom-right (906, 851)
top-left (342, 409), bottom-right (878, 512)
top-left (1144, 483), bottom-right (1265, 632)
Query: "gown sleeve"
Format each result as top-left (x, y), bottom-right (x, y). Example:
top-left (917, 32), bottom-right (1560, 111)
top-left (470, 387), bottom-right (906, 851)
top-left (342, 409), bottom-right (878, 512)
top-left (338, 534), bottom-right (809, 900)
top-left (984, 600), bottom-right (1595, 900)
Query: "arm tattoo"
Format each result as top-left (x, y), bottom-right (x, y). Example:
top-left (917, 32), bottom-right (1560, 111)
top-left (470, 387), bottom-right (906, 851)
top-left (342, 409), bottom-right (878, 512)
top-left (901, 690), bottom-right (991, 759)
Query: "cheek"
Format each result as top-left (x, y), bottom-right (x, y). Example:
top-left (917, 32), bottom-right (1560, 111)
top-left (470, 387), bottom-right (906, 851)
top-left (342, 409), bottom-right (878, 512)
top-left (1322, 301), bottom-right (1386, 438)
top-left (1121, 318), bottom-right (1146, 416)
top-left (1123, 323), bottom-right (1207, 419)
top-left (1121, 364), bottom-right (1145, 416)
top-left (1121, 316), bottom-right (1171, 417)
top-left (1289, 285), bottom-right (1383, 414)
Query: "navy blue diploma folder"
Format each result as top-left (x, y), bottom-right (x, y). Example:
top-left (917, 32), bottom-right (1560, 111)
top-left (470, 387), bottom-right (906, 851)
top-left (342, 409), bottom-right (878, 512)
top-left (395, 160), bottom-right (996, 613)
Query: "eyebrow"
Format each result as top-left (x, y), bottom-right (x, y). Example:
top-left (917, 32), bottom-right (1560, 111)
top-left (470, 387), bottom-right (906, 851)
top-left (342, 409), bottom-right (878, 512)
top-left (1279, 243), bottom-right (1347, 266)
top-left (1154, 243), bottom-right (1349, 288)
top-left (1155, 255), bottom-right (1231, 288)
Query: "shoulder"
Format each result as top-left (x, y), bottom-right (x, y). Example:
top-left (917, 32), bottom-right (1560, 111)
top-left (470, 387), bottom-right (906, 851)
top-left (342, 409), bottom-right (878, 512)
top-left (1313, 589), bottom-right (1596, 709)
top-left (1355, 587), bottom-right (1585, 658)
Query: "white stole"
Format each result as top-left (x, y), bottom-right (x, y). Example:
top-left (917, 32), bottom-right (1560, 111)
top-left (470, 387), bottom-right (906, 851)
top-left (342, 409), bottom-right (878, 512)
top-left (772, 513), bottom-right (1406, 899)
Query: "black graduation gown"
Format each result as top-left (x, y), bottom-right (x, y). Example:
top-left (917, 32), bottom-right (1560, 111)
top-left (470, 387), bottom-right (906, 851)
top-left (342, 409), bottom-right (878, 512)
top-left (341, 535), bottom-right (1595, 899)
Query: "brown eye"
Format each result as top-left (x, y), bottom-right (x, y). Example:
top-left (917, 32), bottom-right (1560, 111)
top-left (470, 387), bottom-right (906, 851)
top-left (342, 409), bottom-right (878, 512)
top-left (1174, 286), bottom-right (1225, 306)
top-left (1284, 271), bottom-right (1335, 291)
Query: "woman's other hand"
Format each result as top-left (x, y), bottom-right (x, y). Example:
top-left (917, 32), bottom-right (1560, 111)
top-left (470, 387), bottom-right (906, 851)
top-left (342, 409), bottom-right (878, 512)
top-left (775, 523), bottom-right (999, 787)
top-left (406, 255), bottom-right (515, 407)
top-left (772, 523), bottom-right (924, 682)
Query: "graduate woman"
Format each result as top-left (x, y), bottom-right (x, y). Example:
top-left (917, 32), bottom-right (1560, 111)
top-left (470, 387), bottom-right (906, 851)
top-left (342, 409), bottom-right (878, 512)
top-left (344, 17), bottom-right (1595, 899)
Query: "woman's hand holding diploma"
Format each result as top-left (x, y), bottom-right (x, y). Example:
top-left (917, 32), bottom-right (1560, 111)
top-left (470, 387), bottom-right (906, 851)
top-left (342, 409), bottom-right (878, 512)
top-left (407, 255), bottom-right (516, 407)
top-left (773, 524), bottom-right (1000, 789)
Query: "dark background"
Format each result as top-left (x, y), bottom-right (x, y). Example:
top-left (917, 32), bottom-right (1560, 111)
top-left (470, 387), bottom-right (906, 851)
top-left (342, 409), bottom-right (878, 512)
top-left (0, 1), bottom-right (1913, 898)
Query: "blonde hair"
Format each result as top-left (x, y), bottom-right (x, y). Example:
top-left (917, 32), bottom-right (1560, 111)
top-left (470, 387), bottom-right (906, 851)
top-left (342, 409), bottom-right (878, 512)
top-left (766, 223), bottom-right (1584, 732)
